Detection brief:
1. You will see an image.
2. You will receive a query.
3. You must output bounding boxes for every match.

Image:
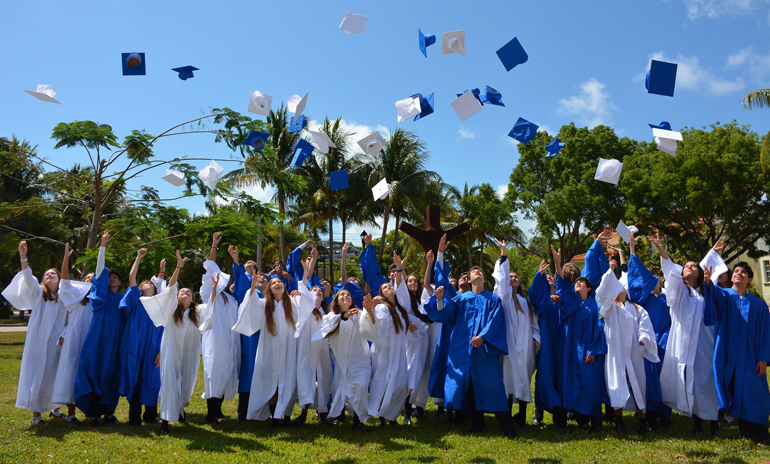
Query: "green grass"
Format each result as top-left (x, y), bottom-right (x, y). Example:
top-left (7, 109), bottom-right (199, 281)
top-left (1, 332), bottom-right (769, 464)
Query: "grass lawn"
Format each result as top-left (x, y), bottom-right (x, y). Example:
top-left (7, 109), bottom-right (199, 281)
top-left (1, 332), bottom-right (769, 464)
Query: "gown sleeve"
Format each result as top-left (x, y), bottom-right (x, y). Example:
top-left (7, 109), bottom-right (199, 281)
top-left (94, 246), bottom-right (106, 279)
top-left (527, 271), bottom-right (550, 315)
top-left (395, 280), bottom-right (411, 310)
top-left (595, 269), bottom-right (625, 319)
top-left (492, 257), bottom-right (512, 304)
top-left (151, 276), bottom-right (167, 294)
top-left (197, 293), bottom-right (218, 333)
top-left (581, 240), bottom-right (610, 290)
top-left (359, 244), bottom-right (386, 297)
top-left (313, 312), bottom-right (342, 342)
top-left (555, 275), bottom-right (581, 312)
top-left (140, 282), bottom-right (180, 328)
top-left (58, 279), bottom-right (91, 310)
top-left (2, 267), bottom-right (41, 310)
top-left (359, 305), bottom-right (382, 344)
top-left (434, 253), bottom-right (458, 300)
top-left (636, 305), bottom-right (660, 363)
top-left (232, 288), bottom-right (266, 336)
top-left (119, 286), bottom-right (139, 318)
top-left (660, 257), bottom-right (687, 310)
top-left (200, 260), bottom-right (231, 303)
top-left (293, 282), bottom-right (317, 337)
top-left (627, 254), bottom-right (658, 305)
top-left (699, 249), bottom-right (729, 286)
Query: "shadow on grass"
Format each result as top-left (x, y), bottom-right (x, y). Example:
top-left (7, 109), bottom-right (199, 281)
top-left (469, 458), bottom-right (495, 463)
top-left (528, 459), bottom-right (562, 463)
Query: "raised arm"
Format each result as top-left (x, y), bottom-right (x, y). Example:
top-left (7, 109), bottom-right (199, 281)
top-left (167, 250), bottom-right (188, 288)
top-left (208, 231), bottom-right (222, 262)
top-left (95, 231), bottom-right (109, 279)
top-left (227, 244), bottom-right (240, 267)
top-left (129, 248), bottom-right (147, 288)
top-left (61, 243), bottom-right (74, 281)
top-left (581, 229), bottom-right (612, 289)
top-left (423, 250), bottom-right (434, 297)
top-left (18, 240), bottom-right (29, 271)
top-left (393, 251), bottom-right (405, 288)
top-left (648, 233), bottom-right (668, 261)
top-left (551, 245), bottom-right (564, 279)
top-left (340, 242), bottom-right (350, 284)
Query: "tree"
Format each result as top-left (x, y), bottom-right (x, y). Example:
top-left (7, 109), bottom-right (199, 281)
top-left (742, 89), bottom-right (770, 171)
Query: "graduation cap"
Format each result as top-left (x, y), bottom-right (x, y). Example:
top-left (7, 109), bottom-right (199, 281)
top-left (308, 130), bottom-right (337, 154)
top-left (287, 91), bottom-right (308, 122)
top-left (247, 91), bottom-right (272, 116)
top-left (508, 117), bottom-right (539, 145)
top-left (288, 116), bottom-right (308, 133)
top-left (357, 131), bottom-right (386, 156)
top-left (198, 160), bottom-right (224, 190)
top-left (481, 86), bottom-right (504, 106)
top-left (412, 92), bottom-right (434, 121)
top-left (171, 65), bottom-right (199, 80)
top-left (442, 30), bottom-right (467, 56)
top-left (161, 168), bottom-right (186, 187)
top-left (122, 52), bottom-right (146, 76)
top-left (395, 96), bottom-right (421, 123)
top-left (24, 84), bottom-right (61, 104)
top-left (594, 158), bottom-right (622, 185)
top-left (291, 139), bottom-right (315, 167)
top-left (615, 220), bottom-right (638, 244)
top-left (545, 137), bottom-right (566, 156)
top-left (329, 170), bottom-right (349, 191)
top-left (648, 121), bottom-right (672, 131)
top-left (243, 131), bottom-right (270, 150)
top-left (456, 88), bottom-right (482, 104)
top-left (496, 37), bottom-right (528, 72)
top-left (339, 12), bottom-right (368, 34)
top-left (645, 60), bottom-right (677, 97)
top-left (372, 178), bottom-right (391, 200)
top-left (451, 90), bottom-right (483, 121)
top-left (700, 250), bottom-right (729, 285)
top-left (418, 29), bottom-right (436, 57)
top-left (652, 127), bottom-right (683, 156)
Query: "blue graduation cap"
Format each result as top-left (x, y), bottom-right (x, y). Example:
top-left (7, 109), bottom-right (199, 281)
top-left (648, 121), bottom-right (672, 131)
top-left (329, 170), bottom-right (349, 191)
top-left (545, 137), bottom-right (566, 156)
top-left (481, 86), bottom-right (504, 106)
top-left (243, 131), bottom-right (269, 150)
top-left (289, 115), bottom-right (308, 133)
top-left (645, 60), bottom-right (677, 97)
top-left (418, 29), bottom-right (436, 58)
top-left (496, 37), bottom-right (528, 72)
top-left (171, 65), bottom-right (199, 80)
top-left (508, 117), bottom-right (539, 145)
top-left (122, 53), bottom-right (146, 76)
top-left (412, 92), bottom-right (434, 121)
top-left (456, 88), bottom-right (482, 104)
top-left (291, 139), bottom-right (314, 167)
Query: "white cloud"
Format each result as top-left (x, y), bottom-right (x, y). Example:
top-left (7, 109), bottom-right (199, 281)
top-left (307, 119), bottom-right (390, 154)
top-left (557, 78), bottom-right (618, 128)
top-left (680, 0), bottom-right (770, 19)
top-left (635, 52), bottom-right (745, 96)
top-left (456, 126), bottom-right (480, 141)
top-left (726, 47), bottom-right (770, 84)
top-left (240, 184), bottom-right (276, 204)
top-left (496, 183), bottom-right (509, 199)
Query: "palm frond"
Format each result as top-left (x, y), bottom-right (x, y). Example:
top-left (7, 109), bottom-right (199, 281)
top-left (742, 89), bottom-right (770, 110)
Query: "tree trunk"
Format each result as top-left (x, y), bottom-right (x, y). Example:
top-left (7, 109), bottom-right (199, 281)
top-left (378, 202), bottom-right (391, 263)
top-left (392, 214), bottom-right (400, 254)
top-left (467, 237), bottom-right (473, 271)
top-left (278, 189), bottom-right (286, 266)
top-left (328, 199), bottom-right (335, 283)
top-left (257, 216), bottom-right (263, 272)
top-left (479, 242), bottom-right (484, 269)
top-left (341, 217), bottom-right (347, 247)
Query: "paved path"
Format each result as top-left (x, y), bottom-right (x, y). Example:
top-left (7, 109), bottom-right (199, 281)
top-left (0, 325), bottom-right (27, 333)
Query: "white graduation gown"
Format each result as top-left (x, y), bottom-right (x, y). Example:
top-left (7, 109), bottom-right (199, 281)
top-left (658, 257), bottom-right (719, 420)
top-left (52, 279), bottom-right (94, 405)
top-left (232, 286), bottom-right (314, 420)
top-left (396, 282), bottom-right (429, 397)
top-left (142, 283), bottom-right (214, 422)
top-left (596, 269), bottom-right (659, 411)
top-left (493, 259), bottom-right (541, 403)
top-left (3, 268), bottom-right (88, 412)
top-left (406, 287), bottom-right (438, 409)
top-left (199, 261), bottom-right (241, 401)
top-left (296, 306), bottom-right (333, 413)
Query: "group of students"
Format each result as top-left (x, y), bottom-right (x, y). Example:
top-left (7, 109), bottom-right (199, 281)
top-left (4, 227), bottom-right (770, 443)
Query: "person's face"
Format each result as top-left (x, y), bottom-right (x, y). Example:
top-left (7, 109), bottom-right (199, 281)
top-left (178, 288), bottom-right (193, 307)
top-left (732, 266), bottom-right (752, 287)
top-left (108, 273), bottom-right (121, 291)
top-left (348, 277), bottom-right (360, 287)
top-left (610, 261), bottom-right (618, 271)
top-left (459, 275), bottom-right (470, 287)
top-left (380, 284), bottom-right (396, 299)
top-left (509, 272), bottom-right (520, 290)
top-left (82, 273), bottom-right (94, 284)
top-left (139, 281), bottom-right (156, 296)
top-left (255, 274), bottom-right (268, 292)
top-left (682, 261), bottom-right (700, 280)
top-left (336, 290), bottom-right (352, 310)
top-left (717, 272), bottom-right (730, 288)
top-left (311, 287), bottom-right (323, 306)
top-left (407, 275), bottom-right (419, 292)
top-left (470, 268), bottom-right (484, 284)
top-left (389, 270), bottom-right (396, 282)
top-left (574, 280), bottom-right (590, 299)
top-left (617, 290), bottom-right (627, 303)
top-left (269, 279), bottom-right (285, 295)
top-left (43, 269), bottom-right (60, 290)
top-left (449, 278), bottom-right (458, 290)
top-left (244, 263), bottom-right (256, 275)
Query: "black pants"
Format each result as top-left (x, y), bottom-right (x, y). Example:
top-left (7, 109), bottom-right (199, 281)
top-left (238, 391), bottom-right (250, 421)
top-left (128, 370), bottom-right (158, 423)
top-left (86, 392), bottom-right (113, 418)
top-left (738, 418), bottom-right (770, 443)
top-left (462, 380), bottom-right (515, 435)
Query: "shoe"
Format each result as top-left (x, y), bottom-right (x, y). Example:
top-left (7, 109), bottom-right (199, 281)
top-left (271, 418), bottom-right (280, 428)
top-left (49, 408), bottom-right (64, 419)
top-left (638, 418), bottom-right (648, 436)
top-left (721, 414), bottom-right (735, 425)
top-left (502, 429), bottom-right (517, 439)
top-left (159, 421), bottom-right (169, 436)
top-left (379, 417), bottom-right (387, 427)
top-left (178, 410), bottom-right (186, 423)
top-left (659, 415), bottom-right (671, 430)
top-left (589, 425), bottom-right (602, 434)
top-left (144, 418), bottom-right (159, 425)
top-left (66, 416), bottom-right (81, 424)
top-left (31, 416), bottom-right (45, 425)
top-left (103, 415), bottom-right (119, 425)
top-left (415, 407), bottom-right (425, 420)
top-left (282, 416), bottom-right (291, 427)
top-left (614, 415), bottom-right (625, 434)
top-left (205, 415), bottom-right (219, 424)
top-left (436, 406), bottom-right (445, 417)
top-left (318, 412), bottom-right (328, 424)
top-left (91, 417), bottom-right (101, 426)
top-left (512, 412), bottom-right (526, 427)
top-left (354, 422), bottom-right (370, 432)
top-left (403, 415), bottom-right (412, 425)
top-left (710, 421), bottom-right (720, 437)
top-left (293, 410), bottom-right (307, 426)
top-left (129, 419), bottom-right (142, 426)
top-left (531, 417), bottom-right (542, 427)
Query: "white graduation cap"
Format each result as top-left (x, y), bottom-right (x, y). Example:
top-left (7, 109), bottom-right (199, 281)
top-left (247, 91), bottom-right (272, 116)
top-left (198, 160), bottom-right (224, 190)
top-left (308, 130), bottom-right (337, 154)
top-left (24, 84), bottom-right (61, 104)
top-left (615, 220), bottom-right (639, 244)
top-left (372, 178), bottom-right (391, 201)
top-left (450, 90), bottom-right (483, 121)
top-left (161, 168), bottom-right (186, 187)
top-left (395, 96), bottom-right (421, 123)
top-left (594, 158), bottom-right (623, 185)
top-left (700, 250), bottom-right (730, 285)
top-left (652, 128), bottom-right (683, 156)
top-left (357, 131), bottom-right (386, 156)
top-left (442, 30), bottom-right (467, 56)
top-left (339, 12), bottom-right (368, 34)
top-left (287, 91), bottom-right (308, 122)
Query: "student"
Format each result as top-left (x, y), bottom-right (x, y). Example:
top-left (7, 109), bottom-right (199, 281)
top-left (626, 231), bottom-right (672, 430)
top-left (424, 258), bottom-right (515, 438)
top-left (650, 234), bottom-right (720, 435)
top-left (595, 268), bottom-right (660, 435)
top-left (430, 235), bottom-right (459, 421)
top-left (337, 242), bottom-right (364, 309)
top-left (200, 233), bottom-right (241, 423)
top-left (232, 259), bottom-right (315, 426)
top-left (316, 289), bottom-right (372, 431)
top-left (3, 241), bottom-right (89, 424)
top-left (493, 239), bottom-right (541, 427)
top-left (359, 233), bottom-right (387, 297)
top-left (119, 248), bottom-right (164, 427)
top-left (704, 255), bottom-right (770, 444)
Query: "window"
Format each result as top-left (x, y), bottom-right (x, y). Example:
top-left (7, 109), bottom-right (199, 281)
top-left (764, 260), bottom-right (770, 284)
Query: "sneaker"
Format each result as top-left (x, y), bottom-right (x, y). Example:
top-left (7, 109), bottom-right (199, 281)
top-left (159, 421), bottom-right (169, 436)
top-left (103, 415), bottom-right (120, 425)
top-left (31, 416), bottom-right (45, 425)
top-left (353, 422), bottom-right (370, 432)
top-left (91, 417), bottom-right (101, 426)
top-left (49, 408), bottom-right (64, 419)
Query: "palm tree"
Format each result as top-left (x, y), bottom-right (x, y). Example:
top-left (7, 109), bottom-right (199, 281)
top-left (742, 89), bottom-right (770, 172)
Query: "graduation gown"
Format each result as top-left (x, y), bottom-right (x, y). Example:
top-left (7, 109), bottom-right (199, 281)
top-left (399, 284), bottom-right (434, 409)
top-left (313, 312), bottom-right (372, 421)
top-left (232, 285), bottom-right (314, 420)
top-left (359, 244), bottom-right (386, 297)
top-left (119, 286), bottom-right (163, 406)
top-left (705, 284), bottom-right (770, 425)
top-left (296, 307), bottom-right (333, 413)
top-left (494, 257), bottom-right (540, 403)
top-left (428, 255), bottom-right (452, 401)
top-left (333, 281), bottom-right (363, 310)
top-left (424, 289), bottom-right (509, 413)
top-left (658, 257), bottom-right (718, 420)
top-left (52, 279), bottom-right (93, 405)
top-left (627, 254), bottom-right (671, 416)
top-left (528, 271), bottom-right (565, 413)
top-left (232, 263), bottom-right (260, 394)
top-left (3, 268), bottom-right (89, 413)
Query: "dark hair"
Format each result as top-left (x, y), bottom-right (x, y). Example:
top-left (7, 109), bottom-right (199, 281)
top-left (732, 262), bottom-right (754, 279)
top-left (681, 261), bottom-right (704, 296)
top-left (173, 289), bottom-right (198, 327)
top-left (41, 269), bottom-right (60, 302)
top-left (406, 275), bottom-right (432, 324)
top-left (264, 278), bottom-right (294, 337)
top-left (109, 269), bottom-right (122, 282)
top-left (310, 286), bottom-right (328, 321)
top-left (575, 276), bottom-right (593, 291)
top-left (510, 271), bottom-right (534, 321)
top-left (80, 273), bottom-right (94, 305)
top-left (326, 289), bottom-right (355, 338)
top-left (378, 283), bottom-right (409, 334)
top-left (459, 272), bottom-right (470, 281)
top-left (562, 263), bottom-right (581, 283)
top-left (139, 280), bottom-right (158, 295)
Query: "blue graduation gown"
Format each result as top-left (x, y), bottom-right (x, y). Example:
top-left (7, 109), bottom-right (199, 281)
top-left (428, 258), bottom-right (455, 399)
top-left (580, 240), bottom-right (610, 292)
top-left (528, 272), bottom-right (565, 413)
top-left (555, 276), bottom-right (606, 418)
top-left (705, 285), bottom-right (770, 425)
top-left (119, 286), bottom-right (163, 405)
top-left (359, 244), bottom-right (386, 297)
top-left (424, 289), bottom-right (508, 412)
top-left (627, 254), bottom-right (672, 417)
top-left (74, 268), bottom-right (125, 416)
top-left (232, 263), bottom-right (260, 393)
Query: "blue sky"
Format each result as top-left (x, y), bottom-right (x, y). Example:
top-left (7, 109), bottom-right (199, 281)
top-left (3, 0), bottom-right (770, 243)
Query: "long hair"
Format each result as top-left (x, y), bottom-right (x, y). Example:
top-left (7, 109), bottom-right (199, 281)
top-left (80, 273), bottom-right (94, 305)
top-left (325, 289), bottom-right (355, 339)
top-left (682, 261), bottom-right (705, 297)
top-left (41, 269), bottom-right (61, 302)
top-left (511, 280), bottom-right (534, 321)
top-left (310, 286), bottom-right (328, 321)
top-left (406, 275), bottom-right (432, 324)
top-left (264, 278), bottom-right (294, 337)
top-left (173, 290), bottom-right (198, 327)
top-left (378, 283), bottom-right (408, 334)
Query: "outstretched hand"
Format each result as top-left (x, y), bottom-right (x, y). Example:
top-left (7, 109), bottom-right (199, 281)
top-left (426, 250), bottom-right (435, 265)
top-left (100, 231), bottom-right (111, 247)
top-left (18, 240), bottom-right (27, 257)
top-left (494, 238), bottom-right (506, 255)
top-left (712, 240), bottom-right (726, 252)
top-left (438, 234), bottom-right (449, 253)
top-left (64, 243), bottom-right (74, 260)
top-left (212, 231), bottom-right (222, 247)
top-left (435, 286), bottom-right (445, 301)
top-left (538, 260), bottom-right (549, 275)
top-left (137, 248), bottom-right (148, 260)
top-left (364, 233), bottom-right (373, 247)
top-left (550, 245), bottom-right (561, 263)
top-left (362, 294), bottom-right (376, 311)
top-left (175, 250), bottom-right (188, 268)
top-left (703, 265), bottom-right (713, 286)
